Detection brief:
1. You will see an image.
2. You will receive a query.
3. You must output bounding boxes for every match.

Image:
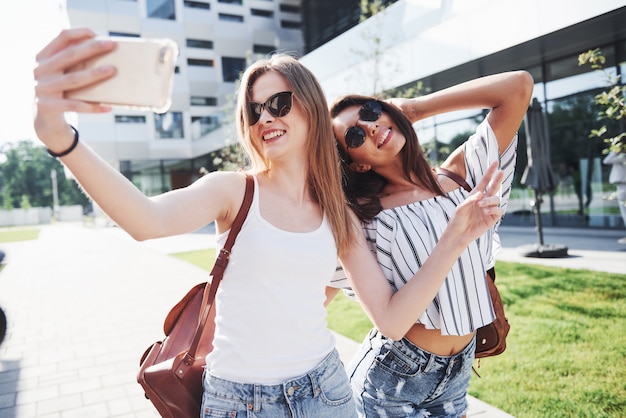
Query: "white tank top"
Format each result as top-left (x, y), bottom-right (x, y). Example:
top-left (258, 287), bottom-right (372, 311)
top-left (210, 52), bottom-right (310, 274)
top-left (205, 176), bottom-right (337, 384)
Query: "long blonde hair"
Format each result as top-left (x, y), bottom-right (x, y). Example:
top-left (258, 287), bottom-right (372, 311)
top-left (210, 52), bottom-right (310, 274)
top-left (235, 54), bottom-right (355, 253)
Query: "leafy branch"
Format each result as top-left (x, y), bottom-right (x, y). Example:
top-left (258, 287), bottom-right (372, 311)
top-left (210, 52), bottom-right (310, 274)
top-left (578, 48), bottom-right (626, 154)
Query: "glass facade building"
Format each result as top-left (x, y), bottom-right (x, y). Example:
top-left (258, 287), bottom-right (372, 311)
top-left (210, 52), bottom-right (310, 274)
top-left (303, 1), bottom-right (626, 230)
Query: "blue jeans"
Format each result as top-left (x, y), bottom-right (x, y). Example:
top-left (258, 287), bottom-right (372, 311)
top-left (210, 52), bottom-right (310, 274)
top-left (201, 349), bottom-right (356, 417)
top-left (347, 329), bottom-right (476, 418)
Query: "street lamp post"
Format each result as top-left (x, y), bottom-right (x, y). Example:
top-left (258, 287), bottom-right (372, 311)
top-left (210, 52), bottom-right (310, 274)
top-left (51, 169), bottom-right (59, 220)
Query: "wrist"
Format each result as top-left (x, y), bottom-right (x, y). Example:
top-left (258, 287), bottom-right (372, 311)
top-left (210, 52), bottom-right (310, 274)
top-left (439, 227), bottom-right (471, 254)
top-left (406, 97), bottom-right (426, 122)
top-left (47, 125), bottom-right (79, 158)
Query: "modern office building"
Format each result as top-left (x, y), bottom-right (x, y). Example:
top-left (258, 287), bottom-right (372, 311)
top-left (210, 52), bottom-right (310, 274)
top-left (302, 0), bottom-right (626, 229)
top-left (66, 0), bottom-right (303, 193)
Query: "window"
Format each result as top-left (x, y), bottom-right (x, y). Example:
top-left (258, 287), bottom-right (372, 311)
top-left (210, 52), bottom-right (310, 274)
top-left (191, 116), bottom-right (219, 139)
top-left (188, 58), bottom-right (214, 67)
top-left (280, 4), bottom-right (300, 13)
top-left (219, 13), bottom-right (244, 23)
top-left (154, 112), bottom-right (184, 139)
top-left (186, 39), bottom-right (214, 49)
top-left (222, 57), bottom-right (246, 82)
top-left (147, 0), bottom-right (175, 20)
top-left (251, 9), bottom-right (273, 18)
top-left (109, 32), bottom-right (140, 38)
top-left (218, 0), bottom-right (242, 4)
top-left (115, 115), bottom-right (146, 123)
top-left (253, 44), bottom-right (276, 55)
top-left (280, 20), bottom-right (301, 29)
top-left (191, 96), bottom-right (218, 106)
top-left (183, 1), bottom-right (210, 10)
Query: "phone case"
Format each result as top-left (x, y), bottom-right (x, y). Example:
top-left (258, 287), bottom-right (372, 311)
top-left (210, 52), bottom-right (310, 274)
top-left (65, 37), bottom-right (178, 114)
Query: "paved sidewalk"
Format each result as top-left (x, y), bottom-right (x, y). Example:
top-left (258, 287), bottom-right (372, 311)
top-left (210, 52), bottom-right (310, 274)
top-left (0, 221), bottom-right (623, 417)
top-left (496, 226), bottom-right (625, 274)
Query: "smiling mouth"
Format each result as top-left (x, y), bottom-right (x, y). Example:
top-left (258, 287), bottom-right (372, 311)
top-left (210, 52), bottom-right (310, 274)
top-left (263, 130), bottom-right (285, 141)
top-left (377, 128), bottom-right (391, 148)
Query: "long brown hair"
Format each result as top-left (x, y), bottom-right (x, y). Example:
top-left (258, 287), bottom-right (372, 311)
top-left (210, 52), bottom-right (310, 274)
top-left (329, 95), bottom-right (445, 221)
top-left (235, 54), bottom-right (355, 253)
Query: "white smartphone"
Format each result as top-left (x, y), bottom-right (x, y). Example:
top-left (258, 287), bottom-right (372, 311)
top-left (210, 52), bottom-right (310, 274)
top-left (65, 37), bottom-right (178, 114)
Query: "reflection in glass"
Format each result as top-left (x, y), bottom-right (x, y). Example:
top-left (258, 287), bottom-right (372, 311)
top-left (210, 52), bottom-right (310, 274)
top-left (191, 116), bottom-right (220, 139)
top-left (154, 112), bottom-right (184, 139)
top-left (147, 0), bottom-right (175, 20)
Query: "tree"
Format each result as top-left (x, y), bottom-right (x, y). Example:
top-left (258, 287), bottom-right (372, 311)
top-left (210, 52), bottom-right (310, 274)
top-left (0, 140), bottom-right (90, 210)
top-left (578, 48), bottom-right (626, 154)
top-left (346, 0), bottom-right (409, 96)
top-left (201, 143), bottom-right (247, 174)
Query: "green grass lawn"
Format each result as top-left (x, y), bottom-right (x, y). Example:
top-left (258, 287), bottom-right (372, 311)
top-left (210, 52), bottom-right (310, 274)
top-left (470, 262), bottom-right (626, 418)
top-left (171, 250), bottom-right (626, 418)
top-left (0, 227), bottom-right (40, 243)
top-left (171, 248), bottom-right (216, 272)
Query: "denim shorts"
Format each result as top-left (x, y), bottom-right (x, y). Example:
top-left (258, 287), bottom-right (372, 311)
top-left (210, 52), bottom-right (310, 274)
top-left (347, 329), bottom-right (476, 418)
top-left (201, 349), bottom-right (356, 418)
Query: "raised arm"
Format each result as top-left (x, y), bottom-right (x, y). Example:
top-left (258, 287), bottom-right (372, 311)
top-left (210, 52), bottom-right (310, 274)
top-left (389, 71), bottom-right (534, 154)
top-left (339, 162), bottom-right (504, 340)
top-left (33, 29), bottom-right (242, 240)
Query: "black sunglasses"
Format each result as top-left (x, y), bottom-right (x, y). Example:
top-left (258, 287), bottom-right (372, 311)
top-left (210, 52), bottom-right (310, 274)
top-left (248, 91), bottom-right (294, 125)
top-left (344, 100), bottom-right (383, 148)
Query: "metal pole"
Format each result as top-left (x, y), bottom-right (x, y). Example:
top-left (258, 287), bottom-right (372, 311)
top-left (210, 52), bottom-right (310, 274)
top-left (534, 189), bottom-right (545, 246)
top-left (51, 169), bottom-right (59, 220)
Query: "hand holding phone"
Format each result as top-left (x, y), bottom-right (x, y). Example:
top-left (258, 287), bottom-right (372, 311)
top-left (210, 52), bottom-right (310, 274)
top-left (64, 37), bottom-right (178, 114)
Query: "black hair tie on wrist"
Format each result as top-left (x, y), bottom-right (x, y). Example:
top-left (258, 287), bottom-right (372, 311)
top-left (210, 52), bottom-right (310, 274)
top-left (47, 125), bottom-right (79, 158)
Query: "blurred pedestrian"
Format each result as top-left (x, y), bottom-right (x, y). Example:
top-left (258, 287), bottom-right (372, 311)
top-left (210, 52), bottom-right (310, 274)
top-left (604, 148), bottom-right (626, 243)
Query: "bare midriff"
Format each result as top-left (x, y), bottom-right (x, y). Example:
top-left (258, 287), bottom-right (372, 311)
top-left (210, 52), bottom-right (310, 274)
top-left (404, 323), bottom-right (474, 356)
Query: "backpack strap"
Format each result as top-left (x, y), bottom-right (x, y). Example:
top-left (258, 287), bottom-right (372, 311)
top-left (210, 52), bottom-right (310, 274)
top-left (435, 167), bottom-right (471, 192)
top-left (185, 174), bottom-right (254, 364)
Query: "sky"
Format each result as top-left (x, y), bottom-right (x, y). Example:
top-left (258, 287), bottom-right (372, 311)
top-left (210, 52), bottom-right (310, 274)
top-left (0, 1), bottom-right (69, 146)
